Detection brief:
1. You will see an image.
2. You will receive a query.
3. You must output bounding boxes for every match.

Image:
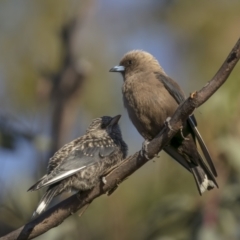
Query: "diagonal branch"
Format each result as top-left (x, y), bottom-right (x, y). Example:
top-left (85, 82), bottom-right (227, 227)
top-left (1, 38), bottom-right (239, 240)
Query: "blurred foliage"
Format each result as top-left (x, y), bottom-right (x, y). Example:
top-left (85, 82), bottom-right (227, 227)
top-left (0, 0), bottom-right (240, 240)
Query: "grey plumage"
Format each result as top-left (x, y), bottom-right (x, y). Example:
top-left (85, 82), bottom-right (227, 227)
top-left (110, 50), bottom-right (218, 195)
top-left (28, 115), bottom-right (128, 217)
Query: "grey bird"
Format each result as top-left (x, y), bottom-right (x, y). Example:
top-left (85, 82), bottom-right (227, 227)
top-left (110, 50), bottom-right (218, 195)
top-left (28, 115), bottom-right (128, 217)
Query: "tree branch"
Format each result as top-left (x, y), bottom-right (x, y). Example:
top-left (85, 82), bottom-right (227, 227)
top-left (50, 19), bottom-right (87, 156)
top-left (1, 38), bottom-right (239, 240)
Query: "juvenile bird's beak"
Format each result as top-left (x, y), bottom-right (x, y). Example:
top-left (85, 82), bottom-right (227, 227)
top-left (109, 66), bottom-right (125, 72)
top-left (109, 115), bottom-right (121, 126)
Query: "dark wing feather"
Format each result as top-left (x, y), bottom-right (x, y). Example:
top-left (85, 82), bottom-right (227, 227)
top-left (155, 72), bottom-right (217, 177)
top-left (188, 117), bottom-right (217, 177)
top-left (29, 141), bottom-right (117, 190)
top-left (28, 175), bottom-right (47, 191)
top-left (189, 114), bottom-right (197, 126)
top-left (197, 153), bottom-right (218, 188)
top-left (99, 146), bottom-right (116, 157)
top-left (155, 73), bottom-right (186, 103)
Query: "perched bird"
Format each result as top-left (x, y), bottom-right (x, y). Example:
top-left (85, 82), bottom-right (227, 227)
top-left (28, 115), bottom-right (128, 217)
top-left (110, 50), bottom-right (218, 195)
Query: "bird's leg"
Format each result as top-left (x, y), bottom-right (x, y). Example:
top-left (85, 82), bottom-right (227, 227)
top-left (141, 140), bottom-right (151, 160)
top-left (180, 127), bottom-right (189, 141)
top-left (165, 117), bottom-right (173, 130)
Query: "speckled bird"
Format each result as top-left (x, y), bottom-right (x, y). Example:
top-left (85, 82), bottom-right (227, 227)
top-left (110, 50), bottom-right (218, 195)
top-left (28, 115), bottom-right (128, 217)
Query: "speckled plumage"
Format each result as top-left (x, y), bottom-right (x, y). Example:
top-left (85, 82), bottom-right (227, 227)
top-left (28, 115), bottom-right (127, 217)
top-left (110, 50), bottom-right (218, 195)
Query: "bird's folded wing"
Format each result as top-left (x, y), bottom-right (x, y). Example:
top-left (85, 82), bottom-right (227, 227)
top-left (28, 143), bottom-right (117, 190)
top-left (156, 72), bottom-right (217, 177)
top-left (155, 73), bottom-right (186, 103)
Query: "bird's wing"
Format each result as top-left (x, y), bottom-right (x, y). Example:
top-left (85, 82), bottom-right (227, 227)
top-left (164, 145), bottom-right (218, 188)
top-left (155, 72), bottom-right (217, 177)
top-left (155, 73), bottom-right (186, 103)
top-left (28, 140), bottom-right (117, 191)
top-left (188, 117), bottom-right (217, 177)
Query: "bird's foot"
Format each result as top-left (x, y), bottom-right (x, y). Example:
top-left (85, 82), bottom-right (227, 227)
top-left (141, 140), bottom-right (151, 160)
top-left (102, 176), bottom-right (107, 185)
top-left (180, 127), bottom-right (189, 140)
top-left (165, 117), bottom-right (173, 130)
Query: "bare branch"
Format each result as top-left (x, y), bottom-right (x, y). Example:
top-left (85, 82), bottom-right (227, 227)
top-left (1, 38), bottom-right (239, 240)
top-left (50, 20), bottom-right (87, 155)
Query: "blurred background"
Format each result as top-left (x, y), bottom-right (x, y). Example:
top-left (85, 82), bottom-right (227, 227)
top-left (0, 0), bottom-right (240, 239)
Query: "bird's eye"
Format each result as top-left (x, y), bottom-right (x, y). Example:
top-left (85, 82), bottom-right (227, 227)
top-left (128, 60), bottom-right (132, 65)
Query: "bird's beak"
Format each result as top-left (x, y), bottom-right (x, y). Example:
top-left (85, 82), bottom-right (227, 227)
top-left (109, 65), bottom-right (125, 72)
top-left (109, 115), bottom-right (121, 126)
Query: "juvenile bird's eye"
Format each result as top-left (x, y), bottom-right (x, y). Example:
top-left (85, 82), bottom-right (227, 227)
top-left (128, 60), bottom-right (132, 65)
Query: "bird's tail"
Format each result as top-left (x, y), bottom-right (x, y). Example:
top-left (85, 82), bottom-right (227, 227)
top-left (191, 154), bottom-right (218, 195)
top-left (32, 185), bottom-right (58, 218)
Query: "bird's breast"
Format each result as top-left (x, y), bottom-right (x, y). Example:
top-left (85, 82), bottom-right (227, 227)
top-left (122, 75), bottom-right (178, 139)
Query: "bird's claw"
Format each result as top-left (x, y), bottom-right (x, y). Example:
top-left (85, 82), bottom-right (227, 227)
top-left (165, 117), bottom-right (173, 131)
top-left (141, 140), bottom-right (151, 160)
top-left (102, 176), bottom-right (107, 185)
top-left (180, 127), bottom-right (189, 140)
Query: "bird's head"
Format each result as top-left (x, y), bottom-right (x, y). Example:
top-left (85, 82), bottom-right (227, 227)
top-left (86, 115), bottom-right (122, 138)
top-left (109, 50), bottom-right (165, 79)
